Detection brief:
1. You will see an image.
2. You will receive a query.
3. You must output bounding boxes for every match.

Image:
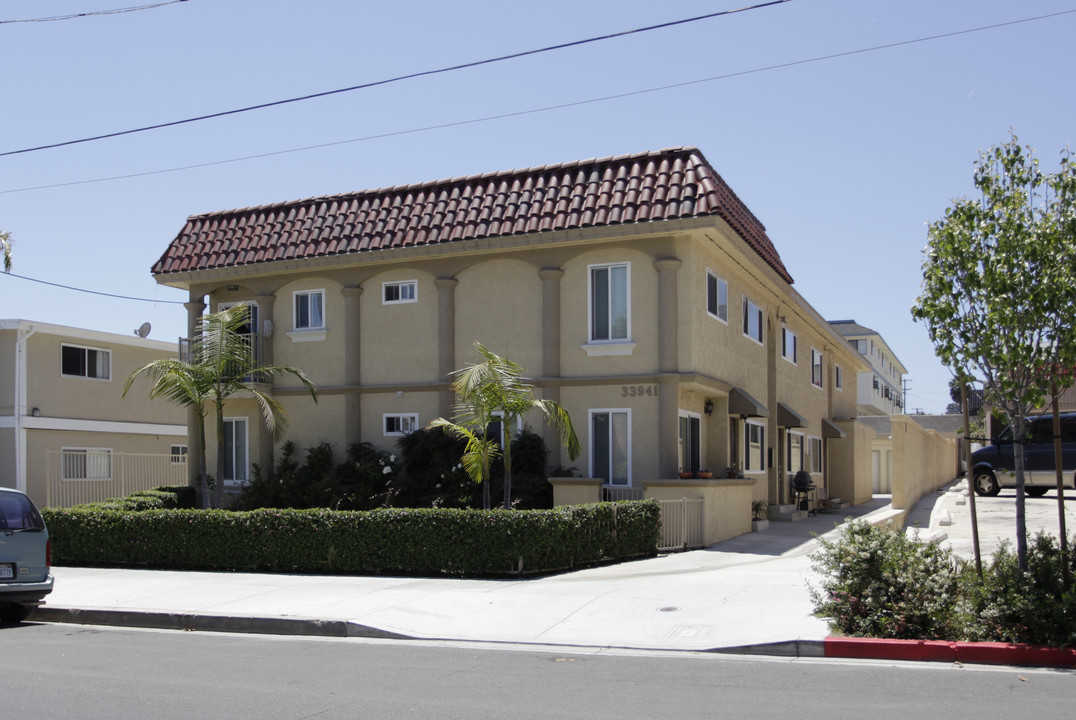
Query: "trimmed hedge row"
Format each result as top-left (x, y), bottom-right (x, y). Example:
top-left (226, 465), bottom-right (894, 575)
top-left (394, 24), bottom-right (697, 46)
top-left (42, 501), bottom-right (661, 577)
top-left (69, 486), bottom-right (196, 512)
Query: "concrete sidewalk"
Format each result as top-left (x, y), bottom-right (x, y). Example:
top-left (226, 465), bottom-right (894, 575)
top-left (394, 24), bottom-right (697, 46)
top-left (30, 483), bottom-right (1076, 662)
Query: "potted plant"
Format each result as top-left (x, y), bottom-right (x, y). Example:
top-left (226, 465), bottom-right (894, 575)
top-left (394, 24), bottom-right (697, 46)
top-left (696, 469), bottom-right (712, 479)
top-left (678, 471), bottom-right (694, 479)
top-left (751, 499), bottom-right (769, 532)
top-left (726, 462), bottom-right (743, 479)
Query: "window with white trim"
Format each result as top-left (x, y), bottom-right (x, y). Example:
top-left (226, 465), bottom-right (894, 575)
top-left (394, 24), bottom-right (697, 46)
top-left (811, 349), bottom-right (824, 388)
top-left (589, 263), bottom-right (630, 342)
top-left (808, 436), bottom-right (823, 473)
top-left (742, 297), bottom-right (763, 344)
top-left (384, 413), bottom-right (418, 436)
top-left (591, 409), bottom-right (631, 486)
top-left (835, 365), bottom-right (843, 391)
top-left (223, 418), bottom-right (249, 484)
top-left (706, 270), bottom-right (728, 323)
top-left (488, 411), bottom-right (522, 447)
top-left (61, 447), bottom-right (112, 481)
top-left (61, 344), bottom-right (110, 380)
top-left (787, 432), bottom-right (803, 474)
top-left (781, 327), bottom-right (797, 364)
top-left (383, 280), bottom-right (417, 304)
top-left (293, 290), bottom-right (325, 330)
top-left (678, 412), bottom-right (701, 474)
top-left (170, 445), bottom-right (188, 464)
top-left (744, 420), bottom-right (766, 472)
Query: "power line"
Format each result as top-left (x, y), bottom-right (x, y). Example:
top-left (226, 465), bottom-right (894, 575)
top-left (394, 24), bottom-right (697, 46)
top-left (0, 271), bottom-right (185, 304)
top-left (0, 0), bottom-right (188, 25)
top-left (3, 8), bottom-right (1072, 197)
top-left (0, 1), bottom-right (791, 158)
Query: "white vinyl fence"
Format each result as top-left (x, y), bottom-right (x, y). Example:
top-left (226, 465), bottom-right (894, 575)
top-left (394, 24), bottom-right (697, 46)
top-left (45, 450), bottom-right (188, 508)
top-left (657, 498), bottom-right (705, 551)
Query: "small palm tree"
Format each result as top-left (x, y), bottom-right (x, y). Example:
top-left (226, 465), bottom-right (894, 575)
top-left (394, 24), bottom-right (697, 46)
top-left (126, 303), bottom-right (317, 508)
top-left (432, 342), bottom-right (580, 509)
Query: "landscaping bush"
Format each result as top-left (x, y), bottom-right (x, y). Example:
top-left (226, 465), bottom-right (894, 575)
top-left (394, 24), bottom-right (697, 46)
top-left (810, 519), bottom-right (964, 640)
top-left (810, 519), bottom-right (1076, 647)
top-left (41, 500), bottom-right (662, 577)
top-left (70, 485), bottom-right (196, 512)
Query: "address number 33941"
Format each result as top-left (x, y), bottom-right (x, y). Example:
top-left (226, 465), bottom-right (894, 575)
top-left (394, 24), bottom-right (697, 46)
top-left (620, 385), bottom-right (658, 397)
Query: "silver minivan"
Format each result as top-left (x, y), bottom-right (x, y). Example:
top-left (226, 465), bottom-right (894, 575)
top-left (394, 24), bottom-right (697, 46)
top-left (0, 488), bottom-right (54, 622)
top-left (969, 413), bottom-right (1076, 496)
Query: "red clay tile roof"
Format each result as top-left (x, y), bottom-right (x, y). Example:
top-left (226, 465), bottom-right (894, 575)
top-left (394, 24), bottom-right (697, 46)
top-left (152, 146), bottom-right (793, 283)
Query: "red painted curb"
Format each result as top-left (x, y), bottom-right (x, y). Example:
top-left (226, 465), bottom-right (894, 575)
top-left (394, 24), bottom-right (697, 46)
top-left (824, 637), bottom-right (1076, 668)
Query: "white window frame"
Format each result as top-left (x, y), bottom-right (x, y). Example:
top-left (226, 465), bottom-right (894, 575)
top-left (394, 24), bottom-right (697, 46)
top-left (588, 263), bottom-right (631, 344)
top-left (678, 410), bottom-right (702, 474)
top-left (383, 280), bottom-right (417, 305)
top-left (706, 270), bottom-right (728, 324)
top-left (808, 436), bottom-right (823, 474)
top-left (742, 297), bottom-right (763, 345)
top-left (222, 417), bottom-right (249, 485)
top-left (744, 420), bottom-right (766, 473)
top-left (383, 413), bottom-right (419, 437)
top-left (787, 431), bottom-right (804, 475)
top-left (60, 343), bottom-right (111, 381)
top-left (170, 444), bottom-right (188, 465)
top-left (61, 447), bottom-right (113, 481)
top-left (811, 348), bottom-right (824, 389)
top-left (835, 365), bottom-right (843, 391)
top-left (292, 289), bottom-right (326, 331)
top-left (489, 410), bottom-right (523, 446)
top-left (590, 408), bottom-right (632, 486)
top-left (781, 327), bottom-right (797, 364)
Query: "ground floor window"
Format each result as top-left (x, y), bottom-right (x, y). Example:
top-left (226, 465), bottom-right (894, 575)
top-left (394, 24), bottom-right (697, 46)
top-left (787, 432), bottom-right (803, 474)
top-left (591, 409), bottom-right (630, 485)
top-left (745, 421), bottom-right (766, 472)
top-left (170, 444), bottom-right (188, 464)
top-left (384, 413), bottom-right (418, 436)
top-left (61, 447), bottom-right (112, 481)
top-left (223, 417), bottom-right (249, 483)
top-left (678, 412), bottom-right (701, 473)
top-left (808, 436), bottom-right (823, 473)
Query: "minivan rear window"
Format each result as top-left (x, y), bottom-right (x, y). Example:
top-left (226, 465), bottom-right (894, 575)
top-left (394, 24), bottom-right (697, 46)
top-left (0, 493), bottom-right (45, 531)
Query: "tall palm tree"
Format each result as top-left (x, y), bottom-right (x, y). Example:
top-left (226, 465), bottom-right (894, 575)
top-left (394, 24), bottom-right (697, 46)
top-left (126, 303), bottom-right (317, 508)
top-left (123, 353), bottom-right (213, 507)
top-left (432, 342), bottom-right (580, 509)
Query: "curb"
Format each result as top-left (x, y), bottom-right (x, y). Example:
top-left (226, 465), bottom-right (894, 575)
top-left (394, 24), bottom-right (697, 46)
top-left (822, 637), bottom-right (1076, 668)
top-left (32, 606), bottom-right (413, 641)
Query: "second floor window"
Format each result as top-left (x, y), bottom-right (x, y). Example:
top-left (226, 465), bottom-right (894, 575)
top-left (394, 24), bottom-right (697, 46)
top-left (706, 271), bottom-right (728, 322)
top-left (590, 263), bottom-right (629, 342)
top-left (293, 290), bottom-right (325, 330)
top-left (743, 298), bottom-right (763, 344)
top-left (61, 344), bottom-right (110, 380)
top-left (781, 327), bottom-right (797, 363)
top-left (383, 280), bottom-right (417, 304)
top-left (811, 349), bottom-right (824, 388)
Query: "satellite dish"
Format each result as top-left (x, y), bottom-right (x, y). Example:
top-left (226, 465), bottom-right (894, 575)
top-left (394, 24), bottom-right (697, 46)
top-left (134, 322), bottom-right (151, 339)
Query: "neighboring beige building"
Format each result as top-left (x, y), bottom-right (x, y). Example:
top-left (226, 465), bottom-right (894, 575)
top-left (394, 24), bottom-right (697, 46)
top-left (828, 320), bottom-right (908, 416)
top-left (151, 146), bottom-right (871, 510)
top-left (0, 320), bottom-right (187, 506)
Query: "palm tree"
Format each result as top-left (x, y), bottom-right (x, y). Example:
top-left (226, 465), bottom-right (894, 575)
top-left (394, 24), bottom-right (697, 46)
top-left (432, 342), bottom-right (580, 509)
top-left (126, 303), bottom-right (317, 508)
top-left (1, 230), bottom-right (13, 272)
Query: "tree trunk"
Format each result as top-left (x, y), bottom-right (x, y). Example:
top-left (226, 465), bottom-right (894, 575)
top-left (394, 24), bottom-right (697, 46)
top-left (962, 383), bottom-right (983, 579)
top-left (215, 401), bottom-right (226, 510)
top-left (1052, 389), bottom-right (1070, 587)
top-left (197, 413), bottom-right (210, 510)
top-left (502, 433), bottom-right (513, 510)
top-left (1013, 414), bottom-right (1028, 572)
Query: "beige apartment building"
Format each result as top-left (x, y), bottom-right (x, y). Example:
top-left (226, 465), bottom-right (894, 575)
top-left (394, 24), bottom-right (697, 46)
top-left (0, 320), bottom-right (187, 506)
top-left (152, 146), bottom-right (871, 510)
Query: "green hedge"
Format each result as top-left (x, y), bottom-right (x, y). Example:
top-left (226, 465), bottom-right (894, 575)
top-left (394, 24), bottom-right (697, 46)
top-left (69, 486), bottom-right (196, 512)
top-left (41, 501), bottom-right (661, 577)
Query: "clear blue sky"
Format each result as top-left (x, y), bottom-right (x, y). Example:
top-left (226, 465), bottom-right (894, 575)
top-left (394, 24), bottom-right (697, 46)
top-left (3, 0), bottom-right (1074, 414)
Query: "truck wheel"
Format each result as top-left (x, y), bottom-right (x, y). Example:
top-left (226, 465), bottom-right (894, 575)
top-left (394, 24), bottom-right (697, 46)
top-left (973, 471), bottom-right (1001, 497)
top-left (0, 603), bottom-right (34, 623)
top-left (1026, 487), bottom-right (1049, 498)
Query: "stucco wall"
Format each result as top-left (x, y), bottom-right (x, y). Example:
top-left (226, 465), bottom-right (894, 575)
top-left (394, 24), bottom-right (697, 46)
top-left (644, 478), bottom-right (754, 544)
top-left (828, 419), bottom-right (875, 506)
top-left (890, 415), bottom-right (958, 510)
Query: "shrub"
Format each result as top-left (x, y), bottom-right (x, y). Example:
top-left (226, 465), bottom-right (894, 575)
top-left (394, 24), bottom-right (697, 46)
top-left (960, 533), bottom-right (1076, 647)
top-left (70, 486), bottom-right (196, 512)
top-left (809, 519), bottom-right (963, 640)
top-left (41, 500), bottom-right (662, 577)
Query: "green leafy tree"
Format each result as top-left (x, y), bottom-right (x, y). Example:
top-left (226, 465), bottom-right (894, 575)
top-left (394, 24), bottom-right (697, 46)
top-left (431, 342), bottom-right (580, 509)
top-left (912, 134), bottom-right (1076, 570)
top-left (1, 230), bottom-right (13, 271)
top-left (125, 303), bottom-right (318, 508)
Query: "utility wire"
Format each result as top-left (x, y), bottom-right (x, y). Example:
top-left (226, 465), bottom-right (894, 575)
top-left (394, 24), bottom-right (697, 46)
top-left (0, 271), bottom-right (185, 303)
top-left (0, 1), bottom-right (790, 157)
top-left (3, 8), bottom-right (1072, 197)
top-left (0, 0), bottom-right (187, 25)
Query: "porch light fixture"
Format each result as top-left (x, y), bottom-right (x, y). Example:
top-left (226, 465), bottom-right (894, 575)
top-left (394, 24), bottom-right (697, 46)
top-left (704, 399), bottom-right (714, 416)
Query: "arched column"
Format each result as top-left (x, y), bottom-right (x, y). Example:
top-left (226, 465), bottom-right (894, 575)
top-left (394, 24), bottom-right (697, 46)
top-left (342, 286), bottom-right (363, 442)
top-left (435, 277), bottom-right (459, 419)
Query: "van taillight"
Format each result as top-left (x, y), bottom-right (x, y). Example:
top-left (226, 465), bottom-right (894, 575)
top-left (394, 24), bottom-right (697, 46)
top-left (46, 538), bottom-right (52, 568)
